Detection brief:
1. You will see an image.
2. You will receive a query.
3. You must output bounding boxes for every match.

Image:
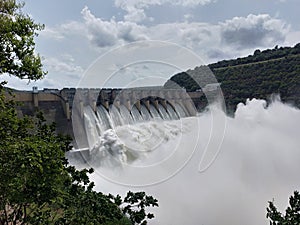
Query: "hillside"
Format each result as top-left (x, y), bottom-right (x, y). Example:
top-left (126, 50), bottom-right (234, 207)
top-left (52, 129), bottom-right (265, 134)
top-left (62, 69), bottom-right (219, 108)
top-left (165, 43), bottom-right (300, 113)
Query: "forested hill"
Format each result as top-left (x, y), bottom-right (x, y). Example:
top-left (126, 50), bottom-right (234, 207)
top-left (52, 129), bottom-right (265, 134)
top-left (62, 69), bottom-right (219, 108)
top-left (165, 43), bottom-right (300, 113)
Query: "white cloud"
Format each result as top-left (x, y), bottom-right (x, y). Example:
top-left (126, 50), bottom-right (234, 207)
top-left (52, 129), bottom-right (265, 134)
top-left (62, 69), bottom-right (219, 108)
top-left (124, 7), bottom-right (147, 23)
top-left (43, 57), bottom-right (84, 76)
top-left (115, 0), bottom-right (213, 9)
top-left (78, 10), bottom-right (289, 60)
top-left (41, 11), bottom-right (292, 67)
top-left (149, 22), bottom-right (219, 56)
top-left (184, 14), bottom-right (194, 22)
top-left (81, 6), bottom-right (147, 47)
top-left (172, 0), bottom-right (214, 6)
top-left (285, 31), bottom-right (300, 46)
top-left (74, 8), bottom-right (219, 54)
top-left (220, 14), bottom-right (289, 49)
top-left (82, 11), bottom-right (291, 63)
top-left (60, 21), bottom-right (86, 35)
top-left (114, 0), bottom-right (214, 22)
top-left (40, 21), bottom-right (87, 43)
top-left (35, 13), bottom-right (292, 90)
top-left (40, 27), bottom-right (65, 40)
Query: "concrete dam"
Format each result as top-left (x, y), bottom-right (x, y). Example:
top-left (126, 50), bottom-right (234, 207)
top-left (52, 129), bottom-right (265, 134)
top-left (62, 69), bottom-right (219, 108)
top-left (8, 86), bottom-right (216, 149)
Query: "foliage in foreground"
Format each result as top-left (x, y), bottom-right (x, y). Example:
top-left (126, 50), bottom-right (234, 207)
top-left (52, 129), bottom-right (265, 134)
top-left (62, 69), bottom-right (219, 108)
top-left (267, 191), bottom-right (300, 225)
top-left (0, 0), bottom-right (46, 80)
top-left (0, 87), bottom-right (158, 225)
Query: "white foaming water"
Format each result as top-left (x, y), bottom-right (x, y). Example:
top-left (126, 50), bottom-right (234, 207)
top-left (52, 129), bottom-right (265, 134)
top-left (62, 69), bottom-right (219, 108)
top-left (74, 98), bottom-right (300, 225)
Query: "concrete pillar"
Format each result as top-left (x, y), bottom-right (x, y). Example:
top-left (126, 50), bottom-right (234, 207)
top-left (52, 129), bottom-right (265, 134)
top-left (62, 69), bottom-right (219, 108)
top-left (160, 99), bottom-right (167, 109)
top-left (114, 99), bottom-right (120, 109)
top-left (98, 91), bottom-right (104, 103)
top-left (66, 102), bottom-right (70, 120)
top-left (91, 101), bottom-right (97, 112)
top-left (103, 101), bottom-right (109, 110)
top-left (80, 101), bottom-right (84, 118)
top-left (131, 91), bottom-right (136, 104)
top-left (144, 100), bottom-right (150, 111)
top-left (135, 100), bottom-right (141, 111)
top-left (88, 89), bottom-right (97, 108)
top-left (111, 89), bottom-right (117, 101)
top-left (153, 100), bottom-right (159, 110)
top-left (33, 93), bottom-right (39, 107)
top-left (125, 100), bottom-right (131, 111)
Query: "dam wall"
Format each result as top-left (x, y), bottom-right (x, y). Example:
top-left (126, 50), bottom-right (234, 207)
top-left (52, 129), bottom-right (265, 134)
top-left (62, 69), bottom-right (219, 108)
top-left (6, 86), bottom-right (208, 139)
top-left (5, 88), bottom-right (73, 137)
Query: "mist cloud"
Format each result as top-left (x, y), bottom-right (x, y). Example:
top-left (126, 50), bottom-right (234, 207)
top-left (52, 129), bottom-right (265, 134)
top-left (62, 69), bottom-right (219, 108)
top-left (83, 99), bottom-right (300, 225)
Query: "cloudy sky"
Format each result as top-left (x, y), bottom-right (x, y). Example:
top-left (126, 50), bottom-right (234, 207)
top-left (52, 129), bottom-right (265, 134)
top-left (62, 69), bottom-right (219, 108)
top-left (5, 0), bottom-right (300, 89)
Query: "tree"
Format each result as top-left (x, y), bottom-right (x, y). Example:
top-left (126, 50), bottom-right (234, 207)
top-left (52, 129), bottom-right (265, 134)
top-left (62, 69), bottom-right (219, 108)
top-left (0, 1), bottom-right (158, 224)
top-left (0, 0), bottom-right (46, 80)
top-left (0, 104), bottom-right (158, 224)
top-left (254, 49), bottom-right (261, 56)
top-left (267, 191), bottom-right (300, 225)
top-left (115, 191), bottom-right (158, 225)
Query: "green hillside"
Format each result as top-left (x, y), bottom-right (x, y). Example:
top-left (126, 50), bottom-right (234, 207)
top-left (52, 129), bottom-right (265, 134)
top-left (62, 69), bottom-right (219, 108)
top-left (165, 43), bottom-right (300, 113)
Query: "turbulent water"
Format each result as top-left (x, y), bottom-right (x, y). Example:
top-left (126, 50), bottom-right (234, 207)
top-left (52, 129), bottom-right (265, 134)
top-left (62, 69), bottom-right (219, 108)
top-left (71, 98), bottom-right (300, 225)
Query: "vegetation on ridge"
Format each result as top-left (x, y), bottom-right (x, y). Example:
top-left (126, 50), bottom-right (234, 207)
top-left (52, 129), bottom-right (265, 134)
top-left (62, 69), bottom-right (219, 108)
top-left (166, 43), bottom-right (300, 113)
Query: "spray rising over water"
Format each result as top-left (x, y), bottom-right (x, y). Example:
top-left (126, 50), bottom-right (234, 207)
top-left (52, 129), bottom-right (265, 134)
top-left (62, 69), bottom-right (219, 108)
top-left (70, 40), bottom-right (300, 224)
top-left (70, 98), bottom-right (300, 225)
